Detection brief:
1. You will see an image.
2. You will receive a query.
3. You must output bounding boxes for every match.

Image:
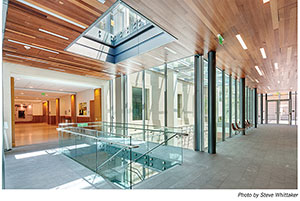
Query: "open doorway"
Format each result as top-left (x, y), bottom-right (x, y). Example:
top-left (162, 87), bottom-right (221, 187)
top-left (12, 75), bottom-right (102, 147)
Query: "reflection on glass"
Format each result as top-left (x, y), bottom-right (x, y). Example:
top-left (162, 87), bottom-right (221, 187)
top-left (85, 1), bottom-right (150, 46)
top-left (225, 74), bottom-right (229, 137)
top-left (237, 79), bottom-right (240, 125)
top-left (216, 68), bottom-right (222, 142)
top-left (204, 60), bottom-right (208, 148)
top-left (232, 78), bottom-right (236, 127)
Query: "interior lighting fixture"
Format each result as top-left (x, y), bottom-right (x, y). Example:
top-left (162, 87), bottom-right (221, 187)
top-left (255, 66), bottom-right (263, 76)
top-left (236, 34), bottom-right (248, 49)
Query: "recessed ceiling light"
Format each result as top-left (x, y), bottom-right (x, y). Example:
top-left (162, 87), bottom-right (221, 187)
top-left (274, 63), bottom-right (278, 70)
top-left (236, 34), bottom-right (248, 49)
top-left (8, 39), bottom-right (59, 54)
top-left (260, 48), bottom-right (267, 59)
top-left (5, 53), bottom-right (49, 63)
top-left (29, 86), bottom-right (33, 88)
top-left (255, 79), bottom-right (259, 83)
top-left (263, 0), bottom-right (270, 3)
top-left (97, 0), bottom-right (106, 3)
top-left (278, 81), bottom-right (280, 84)
top-left (129, 60), bottom-right (142, 66)
top-left (16, 0), bottom-right (86, 29)
top-left (16, 78), bottom-right (21, 81)
top-left (59, 1), bottom-right (64, 4)
top-left (48, 67), bottom-right (66, 72)
top-left (24, 45), bottom-right (31, 50)
top-left (16, 97), bottom-right (19, 98)
top-left (21, 92), bottom-right (24, 95)
top-left (59, 89), bottom-right (63, 91)
top-left (39, 28), bottom-right (69, 40)
top-left (267, 86), bottom-right (271, 90)
top-left (154, 56), bottom-right (164, 62)
top-left (164, 47), bottom-right (177, 54)
top-left (255, 66), bottom-right (263, 76)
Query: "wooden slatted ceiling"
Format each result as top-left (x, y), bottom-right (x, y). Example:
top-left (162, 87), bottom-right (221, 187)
top-left (2, 0), bottom-right (297, 93)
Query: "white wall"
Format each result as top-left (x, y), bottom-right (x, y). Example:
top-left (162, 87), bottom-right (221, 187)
top-left (60, 95), bottom-right (71, 116)
top-left (49, 100), bottom-right (56, 116)
top-left (76, 89), bottom-right (94, 117)
top-left (32, 103), bottom-right (43, 115)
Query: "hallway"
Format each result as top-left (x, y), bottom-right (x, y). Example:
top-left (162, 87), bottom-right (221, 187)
top-left (134, 125), bottom-right (298, 189)
top-left (15, 123), bottom-right (58, 147)
top-left (4, 124), bottom-right (297, 189)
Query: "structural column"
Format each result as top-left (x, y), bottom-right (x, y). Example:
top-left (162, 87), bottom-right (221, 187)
top-left (194, 54), bottom-right (203, 151)
top-left (229, 75), bottom-right (232, 137)
top-left (94, 88), bottom-right (102, 121)
top-left (254, 88), bottom-right (258, 128)
top-left (56, 98), bottom-right (60, 126)
top-left (260, 94), bottom-right (263, 124)
top-left (289, 91), bottom-right (292, 125)
top-left (295, 92), bottom-right (297, 125)
top-left (265, 94), bottom-right (268, 124)
top-left (240, 78), bottom-right (245, 135)
top-left (235, 79), bottom-right (237, 124)
top-left (71, 95), bottom-right (76, 123)
top-left (208, 51), bottom-right (216, 154)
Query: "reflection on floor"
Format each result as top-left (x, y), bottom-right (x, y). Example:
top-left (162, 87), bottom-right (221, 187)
top-left (5, 141), bottom-right (117, 189)
top-left (15, 123), bottom-right (58, 146)
top-left (134, 125), bottom-right (297, 189)
top-left (5, 124), bottom-right (297, 189)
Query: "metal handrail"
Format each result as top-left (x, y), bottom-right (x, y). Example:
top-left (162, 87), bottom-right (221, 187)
top-left (57, 128), bottom-right (139, 149)
top-left (95, 147), bottom-right (128, 171)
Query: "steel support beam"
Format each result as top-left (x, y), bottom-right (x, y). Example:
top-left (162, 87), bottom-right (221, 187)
top-left (235, 79), bottom-right (238, 124)
top-left (265, 94), bottom-right (268, 124)
top-left (260, 94), bottom-right (263, 124)
top-left (240, 78), bottom-right (246, 135)
top-left (142, 70), bottom-right (146, 141)
top-left (208, 51), bottom-right (216, 154)
top-left (194, 54), bottom-right (203, 151)
top-left (295, 92), bottom-right (297, 125)
top-left (254, 88), bottom-right (258, 128)
top-left (288, 91), bottom-right (292, 125)
top-left (164, 62), bottom-right (168, 143)
top-left (229, 75), bottom-right (232, 137)
top-left (222, 70), bottom-right (225, 141)
top-left (122, 74), bottom-right (128, 135)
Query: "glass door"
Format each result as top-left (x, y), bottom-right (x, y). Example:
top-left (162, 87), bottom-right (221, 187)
top-left (279, 100), bottom-right (289, 124)
top-left (267, 101), bottom-right (277, 124)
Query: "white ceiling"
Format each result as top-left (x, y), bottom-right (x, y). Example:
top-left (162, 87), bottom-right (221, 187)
top-left (14, 75), bottom-right (96, 93)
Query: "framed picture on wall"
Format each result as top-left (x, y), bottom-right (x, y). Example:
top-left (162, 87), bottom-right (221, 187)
top-left (79, 102), bottom-right (87, 115)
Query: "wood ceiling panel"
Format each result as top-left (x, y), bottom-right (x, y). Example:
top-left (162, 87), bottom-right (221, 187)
top-left (2, 0), bottom-right (297, 93)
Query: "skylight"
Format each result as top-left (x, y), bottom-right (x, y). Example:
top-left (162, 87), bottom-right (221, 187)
top-left (66, 0), bottom-right (176, 64)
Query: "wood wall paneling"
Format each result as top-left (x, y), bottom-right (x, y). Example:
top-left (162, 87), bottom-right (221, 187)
top-left (56, 98), bottom-right (60, 126)
top-left (71, 94), bottom-right (76, 123)
top-left (94, 88), bottom-right (101, 121)
top-left (90, 100), bottom-right (95, 122)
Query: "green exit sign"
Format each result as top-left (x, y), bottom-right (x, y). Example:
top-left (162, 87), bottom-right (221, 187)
top-left (218, 34), bottom-right (224, 45)
top-left (78, 123), bottom-right (88, 127)
top-left (41, 92), bottom-right (45, 96)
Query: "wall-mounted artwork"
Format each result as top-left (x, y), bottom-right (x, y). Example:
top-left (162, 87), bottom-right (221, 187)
top-left (79, 102), bottom-right (87, 115)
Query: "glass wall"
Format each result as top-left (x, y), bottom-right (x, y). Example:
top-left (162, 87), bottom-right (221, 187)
top-left (216, 68), bottom-right (223, 142)
top-left (166, 56), bottom-right (195, 149)
top-left (107, 55), bottom-right (246, 153)
top-left (225, 74), bottom-right (230, 138)
top-left (204, 60), bottom-right (209, 148)
top-left (236, 79), bottom-right (241, 124)
top-left (232, 78), bottom-right (236, 130)
top-left (258, 94), bottom-right (261, 123)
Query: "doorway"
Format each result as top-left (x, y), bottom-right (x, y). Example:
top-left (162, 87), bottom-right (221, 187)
top-left (267, 100), bottom-right (290, 124)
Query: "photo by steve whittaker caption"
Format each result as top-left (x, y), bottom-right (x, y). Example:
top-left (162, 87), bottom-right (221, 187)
top-left (238, 192), bottom-right (298, 198)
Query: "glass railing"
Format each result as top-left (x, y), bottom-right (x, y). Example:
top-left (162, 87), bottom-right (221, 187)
top-left (58, 122), bottom-right (187, 189)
